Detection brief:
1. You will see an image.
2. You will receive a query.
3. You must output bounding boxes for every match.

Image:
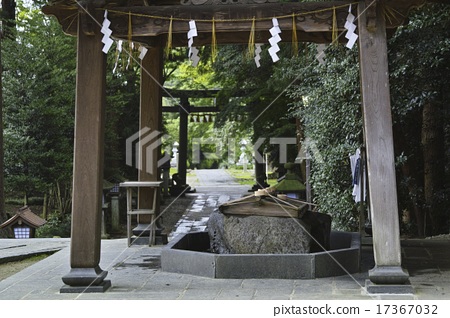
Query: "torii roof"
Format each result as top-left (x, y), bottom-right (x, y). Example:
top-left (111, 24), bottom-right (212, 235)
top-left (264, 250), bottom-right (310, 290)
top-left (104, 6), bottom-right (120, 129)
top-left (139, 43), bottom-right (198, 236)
top-left (42, 0), bottom-right (447, 47)
top-left (0, 206), bottom-right (47, 229)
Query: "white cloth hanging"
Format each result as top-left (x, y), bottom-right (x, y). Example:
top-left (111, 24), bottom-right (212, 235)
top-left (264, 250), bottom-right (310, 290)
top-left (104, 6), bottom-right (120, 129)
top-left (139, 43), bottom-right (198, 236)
top-left (349, 149), bottom-right (366, 203)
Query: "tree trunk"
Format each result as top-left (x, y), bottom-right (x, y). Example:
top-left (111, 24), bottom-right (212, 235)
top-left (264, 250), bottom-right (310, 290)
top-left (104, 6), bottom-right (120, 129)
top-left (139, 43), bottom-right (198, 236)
top-left (0, 29), bottom-right (5, 237)
top-left (421, 101), bottom-right (446, 235)
top-left (401, 162), bottom-right (426, 237)
top-left (393, 118), bottom-right (426, 237)
top-left (1, 0), bottom-right (16, 29)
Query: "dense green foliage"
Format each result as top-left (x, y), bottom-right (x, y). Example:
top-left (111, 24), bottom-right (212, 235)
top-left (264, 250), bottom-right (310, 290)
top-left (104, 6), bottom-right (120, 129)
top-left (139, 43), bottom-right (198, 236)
top-left (283, 46), bottom-right (362, 230)
top-left (3, 3), bottom-right (76, 204)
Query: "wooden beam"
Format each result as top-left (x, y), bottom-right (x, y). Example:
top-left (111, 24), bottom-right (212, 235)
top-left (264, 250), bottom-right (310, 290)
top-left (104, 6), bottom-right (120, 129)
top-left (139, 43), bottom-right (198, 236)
top-left (162, 106), bottom-right (219, 113)
top-left (137, 46), bottom-right (163, 234)
top-left (40, 2), bottom-right (361, 43)
top-left (43, 1), bottom-right (427, 46)
top-left (162, 89), bottom-right (220, 98)
top-left (357, 1), bottom-right (408, 285)
top-left (109, 2), bottom-right (353, 35)
top-left (61, 12), bottom-right (109, 290)
top-left (178, 98), bottom-right (189, 185)
top-left (139, 47), bottom-right (163, 181)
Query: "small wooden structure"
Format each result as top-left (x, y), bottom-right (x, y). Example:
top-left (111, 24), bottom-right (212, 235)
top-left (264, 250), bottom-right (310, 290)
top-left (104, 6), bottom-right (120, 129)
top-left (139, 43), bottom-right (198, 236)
top-left (41, 0), bottom-right (449, 293)
top-left (0, 206), bottom-right (47, 239)
top-left (120, 181), bottom-right (163, 246)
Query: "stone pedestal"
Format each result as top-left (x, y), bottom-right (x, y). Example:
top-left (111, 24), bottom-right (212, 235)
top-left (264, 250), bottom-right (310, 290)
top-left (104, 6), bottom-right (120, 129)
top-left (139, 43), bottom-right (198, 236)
top-left (365, 280), bottom-right (413, 295)
top-left (61, 267), bottom-right (111, 293)
top-left (369, 266), bottom-right (410, 284)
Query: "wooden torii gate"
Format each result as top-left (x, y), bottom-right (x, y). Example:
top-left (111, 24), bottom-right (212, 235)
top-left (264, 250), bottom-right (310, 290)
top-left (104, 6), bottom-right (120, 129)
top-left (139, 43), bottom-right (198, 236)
top-left (43, 0), bottom-right (435, 293)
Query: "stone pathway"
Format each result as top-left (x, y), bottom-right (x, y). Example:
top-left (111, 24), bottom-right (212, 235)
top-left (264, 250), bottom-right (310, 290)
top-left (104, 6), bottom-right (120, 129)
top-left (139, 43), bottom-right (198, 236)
top-left (168, 169), bottom-right (249, 241)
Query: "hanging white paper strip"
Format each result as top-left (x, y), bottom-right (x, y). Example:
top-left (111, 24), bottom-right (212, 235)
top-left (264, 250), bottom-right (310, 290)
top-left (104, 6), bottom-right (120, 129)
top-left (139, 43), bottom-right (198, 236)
top-left (187, 20), bottom-right (199, 66)
top-left (190, 47), bottom-right (200, 67)
top-left (344, 5), bottom-right (358, 49)
top-left (316, 44), bottom-right (327, 65)
top-left (101, 10), bottom-right (114, 54)
top-left (139, 45), bottom-right (148, 60)
top-left (268, 18), bottom-right (282, 63)
top-left (254, 43), bottom-right (263, 68)
top-left (113, 40), bottom-right (123, 73)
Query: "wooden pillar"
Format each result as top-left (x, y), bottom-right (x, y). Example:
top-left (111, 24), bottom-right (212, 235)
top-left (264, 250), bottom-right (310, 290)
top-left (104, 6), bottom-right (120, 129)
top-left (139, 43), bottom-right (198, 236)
top-left (178, 97), bottom-right (189, 186)
top-left (358, 1), bottom-right (409, 285)
top-left (61, 13), bottom-right (110, 292)
top-left (135, 46), bottom-right (163, 241)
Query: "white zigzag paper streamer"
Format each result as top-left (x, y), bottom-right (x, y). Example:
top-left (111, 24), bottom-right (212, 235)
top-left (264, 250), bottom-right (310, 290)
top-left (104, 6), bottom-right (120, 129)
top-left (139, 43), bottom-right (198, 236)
top-left (101, 10), bottom-right (114, 54)
top-left (316, 44), bottom-right (327, 65)
top-left (254, 44), bottom-right (263, 68)
top-left (139, 45), bottom-right (148, 60)
top-left (344, 5), bottom-right (358, 49)
top-left (268, 18), bottom-right (282, 63)
top-left (190, 47), bottom-right (200, 67)
top-left (187, 20), bottom-right (199, 66)
top-left (113, 40), bottom-right (123, 73)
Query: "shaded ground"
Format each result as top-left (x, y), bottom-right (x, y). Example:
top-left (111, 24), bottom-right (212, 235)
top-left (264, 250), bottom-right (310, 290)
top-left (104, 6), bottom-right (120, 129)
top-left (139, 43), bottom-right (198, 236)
top-left (0, 254), bottom-right (48, 282)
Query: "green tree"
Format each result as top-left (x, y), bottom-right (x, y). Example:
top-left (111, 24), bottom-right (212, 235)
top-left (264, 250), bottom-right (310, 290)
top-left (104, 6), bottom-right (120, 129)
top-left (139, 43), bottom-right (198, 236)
top-left (162, 50), bottom-right (221, 169)
top-left (1, 0), bottom-right (16, 238)
top-left (3, 2), bottom-right (75, 207)
top-left (389, 4), bottom-right (450, 236)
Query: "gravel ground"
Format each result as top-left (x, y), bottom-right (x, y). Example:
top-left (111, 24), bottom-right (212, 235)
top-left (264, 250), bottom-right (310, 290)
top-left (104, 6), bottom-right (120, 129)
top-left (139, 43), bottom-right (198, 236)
top-left (426, 233), bottom-right (450, 240)
top-left (159, 194), bottom-right (196, 236)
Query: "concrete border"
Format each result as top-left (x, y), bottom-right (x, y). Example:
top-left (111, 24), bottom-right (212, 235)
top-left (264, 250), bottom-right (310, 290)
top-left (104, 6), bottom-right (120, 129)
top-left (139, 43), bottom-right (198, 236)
top-left (161, 231), bottom-right (360, 279)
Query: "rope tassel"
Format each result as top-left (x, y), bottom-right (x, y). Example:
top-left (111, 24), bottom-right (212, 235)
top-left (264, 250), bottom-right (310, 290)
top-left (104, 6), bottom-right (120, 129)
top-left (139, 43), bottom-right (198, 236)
top-left (165, 16), bottom-right (173, 59)
top-left (332, 7), bottom-right (338, 46)
top-left (127, 11), bottom-right (133, 68)
top-left (247, 17), bottom-right (256, 59)
top-left (292, 13), bottom-right (298, 57)
top-left (211, 17), bottom-right (217, 62)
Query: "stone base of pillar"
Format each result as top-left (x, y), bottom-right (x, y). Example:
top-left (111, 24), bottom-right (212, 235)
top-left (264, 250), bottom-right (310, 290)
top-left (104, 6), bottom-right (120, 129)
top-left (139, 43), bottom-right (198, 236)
top-left (364, 280), bottom-right (414, 295)
top-left (61, 266), bottom-right (111, 293)
top-left (61, 280), bottom-right (111, 293)
top-left (369, 265), bottom-right (410, 284)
